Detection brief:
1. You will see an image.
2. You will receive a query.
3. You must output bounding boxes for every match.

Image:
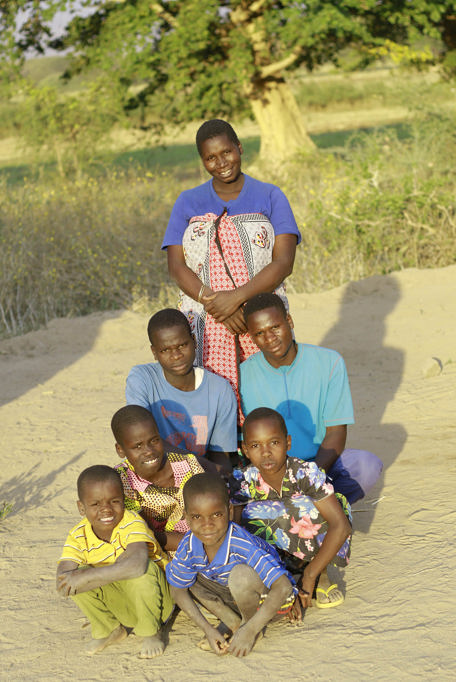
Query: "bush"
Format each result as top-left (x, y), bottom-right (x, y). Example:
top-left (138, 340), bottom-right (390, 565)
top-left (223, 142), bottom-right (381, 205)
top-left (0, 168), bottom-right (179, 336)
top-left (283, 114), bottom-right (456, 292)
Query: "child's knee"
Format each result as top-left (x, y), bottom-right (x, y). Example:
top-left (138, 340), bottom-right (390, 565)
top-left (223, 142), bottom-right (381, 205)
top-left (228, 564), bottom-right (262, 593)
top-left (126, 562), bottom-right (166, 599)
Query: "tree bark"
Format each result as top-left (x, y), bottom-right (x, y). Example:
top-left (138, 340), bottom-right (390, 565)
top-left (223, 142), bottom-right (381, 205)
top-left (248, 77), bottom-right (315, 163)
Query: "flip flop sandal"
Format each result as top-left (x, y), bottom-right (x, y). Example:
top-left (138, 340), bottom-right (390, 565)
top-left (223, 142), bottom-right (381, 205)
top-left (315, 584), bottom-right (344, 609)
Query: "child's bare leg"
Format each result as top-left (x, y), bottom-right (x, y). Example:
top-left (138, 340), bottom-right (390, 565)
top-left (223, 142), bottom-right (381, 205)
top-left (86, 624), bottom-right (128, 655)
top-left (227, 564), bottom-right (266, 623)
top-left (190, 581), bottom-right (241, 633)
top-left (72, 591), bottom-right (128, 655)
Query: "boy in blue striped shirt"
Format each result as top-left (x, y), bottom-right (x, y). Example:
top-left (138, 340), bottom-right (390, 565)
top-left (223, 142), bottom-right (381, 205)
top-left (166, 473), bottom-right (297, 657)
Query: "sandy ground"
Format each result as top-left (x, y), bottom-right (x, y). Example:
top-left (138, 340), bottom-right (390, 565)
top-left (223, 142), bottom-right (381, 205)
top-left (1, 265), bottom-right (455, 681)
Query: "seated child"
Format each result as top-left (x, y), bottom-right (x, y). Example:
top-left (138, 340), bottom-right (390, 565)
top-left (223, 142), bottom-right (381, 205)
top-left (112, 404), bottom-right (204, 552)
top-left (126, 308), bottom-right (238, 473)
top-left (230, 407), bottom-right (352, 609)
top-left (166, 472), bottom-right (297, 658)
top-left (56, 465), bottom-right (173, 658)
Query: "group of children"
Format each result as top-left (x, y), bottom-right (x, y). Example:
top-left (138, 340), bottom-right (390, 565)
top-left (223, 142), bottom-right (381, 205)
top-left (56, 300), bottom-right (357, 660)
top-left (55, 117), bottom-right (383, 661)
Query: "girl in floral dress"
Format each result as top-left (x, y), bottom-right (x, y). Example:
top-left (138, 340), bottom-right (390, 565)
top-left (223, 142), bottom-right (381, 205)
top-left (230, 407), bottom-right (352, 609)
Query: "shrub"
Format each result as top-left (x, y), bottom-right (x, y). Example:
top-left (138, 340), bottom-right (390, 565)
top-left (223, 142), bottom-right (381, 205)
top-left (0, 168), bottom-right (179, 336)
top-left (282, 114), bottom-right (456, 292)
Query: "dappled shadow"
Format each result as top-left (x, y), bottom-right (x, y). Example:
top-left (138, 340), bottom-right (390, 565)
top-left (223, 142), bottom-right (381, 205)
top-left (320, 275), bottom-right (406, 533)
top-left (0, 449), bottom-right (86, 520)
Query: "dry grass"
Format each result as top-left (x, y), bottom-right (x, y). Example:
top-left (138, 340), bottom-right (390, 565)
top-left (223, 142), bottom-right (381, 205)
top-left (0, 104), bottom-right (455, 338)
top-left (0, 169), bottom-right (180, 336)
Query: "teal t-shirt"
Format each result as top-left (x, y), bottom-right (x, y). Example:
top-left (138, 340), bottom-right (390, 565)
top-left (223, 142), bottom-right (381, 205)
top-left (240, 343), bottom-right (354, 460)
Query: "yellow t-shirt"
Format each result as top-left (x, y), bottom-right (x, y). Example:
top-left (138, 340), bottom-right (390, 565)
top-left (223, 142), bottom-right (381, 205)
top-left (58, 508), bottom-right (168, 572)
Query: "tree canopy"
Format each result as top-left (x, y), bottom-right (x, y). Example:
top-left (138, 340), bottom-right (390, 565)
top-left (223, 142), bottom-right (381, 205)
top-left (2, 1), bottom-right (456, 160)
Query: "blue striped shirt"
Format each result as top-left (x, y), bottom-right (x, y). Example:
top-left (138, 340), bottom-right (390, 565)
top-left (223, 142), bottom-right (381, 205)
top-left (166, 522), bottom-right (296, 593)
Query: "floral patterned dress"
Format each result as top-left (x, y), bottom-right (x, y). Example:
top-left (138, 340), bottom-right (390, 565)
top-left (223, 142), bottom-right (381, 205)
top-left (229, 457), bottom-right (352, 568)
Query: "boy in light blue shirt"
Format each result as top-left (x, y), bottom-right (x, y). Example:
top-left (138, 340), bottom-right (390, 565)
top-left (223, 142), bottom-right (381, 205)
top-left (126, 308), bottom-right (237, 473)
top-left (240, 293), bottom-right (383, 504)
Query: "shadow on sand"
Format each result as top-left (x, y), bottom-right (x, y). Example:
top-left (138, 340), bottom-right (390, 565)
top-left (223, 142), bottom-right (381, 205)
top-left (320, 275), bottom-right (407, 533)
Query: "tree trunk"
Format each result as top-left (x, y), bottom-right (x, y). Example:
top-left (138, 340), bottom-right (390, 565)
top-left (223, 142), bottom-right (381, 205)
top-left (248, 77), bottom-right (315, 163)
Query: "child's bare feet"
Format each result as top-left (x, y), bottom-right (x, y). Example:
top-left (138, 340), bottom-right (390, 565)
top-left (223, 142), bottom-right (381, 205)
top-left (315, 572), bottom-right (344, 609)
top-left (138, 633), bottom-right (165, 659)
top-left (86, 625), bottom-right (127, 655)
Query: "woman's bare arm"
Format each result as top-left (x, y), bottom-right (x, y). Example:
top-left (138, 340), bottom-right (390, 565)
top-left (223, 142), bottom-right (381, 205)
top-left (168, 234), bottom-right (297, 323)
top-left (202, 234), bottom-right (298, 321)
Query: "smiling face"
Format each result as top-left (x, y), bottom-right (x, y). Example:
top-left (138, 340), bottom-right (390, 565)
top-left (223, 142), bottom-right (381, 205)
top-left (115, 418), bottom-right (165, 482)
top-left (246, 306), bottom-right (296, 368)
top-left (77, 478), bottom-right (124, 542)
top-left (185, 492), bottom-right (231, 556)
top-left (150, 324), bottom-right (196, 385)
top-left (199, 134), bottom-right (243, 190)
top-left (242, 416), bottom-right (291, 482)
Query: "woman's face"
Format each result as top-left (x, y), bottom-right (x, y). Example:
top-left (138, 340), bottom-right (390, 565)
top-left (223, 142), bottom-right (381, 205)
top-left (199, 134), bottom-right (243, 187)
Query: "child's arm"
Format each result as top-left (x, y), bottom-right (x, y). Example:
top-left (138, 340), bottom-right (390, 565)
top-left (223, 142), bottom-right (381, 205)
top-left (158, 530), bottom-right (185, 552)
top-left (169, 585), bottom-right (228, 656)
top-left (298, 494), bottom-right (351, 608)
top-left (56, 542), bottom-right (149, 596)
top-left (314, 424), bottom-right (347, 473)
top-left (228, 574), bottom-right (293, 657)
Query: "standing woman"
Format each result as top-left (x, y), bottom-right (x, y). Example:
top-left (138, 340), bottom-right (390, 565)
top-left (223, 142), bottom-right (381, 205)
top-left (162, 119), bottom-right (301, 399)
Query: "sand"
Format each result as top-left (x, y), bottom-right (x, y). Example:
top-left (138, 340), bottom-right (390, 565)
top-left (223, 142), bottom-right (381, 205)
top-left (1, 265), bottom-right (455, 681)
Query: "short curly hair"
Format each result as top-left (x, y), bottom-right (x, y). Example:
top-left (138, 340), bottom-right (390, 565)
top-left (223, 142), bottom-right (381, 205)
top-left (77, 465), bottom-right (122, 500)
top-left (196, 119), bottom-right (240, 155)
top-left (111, 404), bottom-right (157, 446)
top-left (147, 308), bottom-right (192, 345)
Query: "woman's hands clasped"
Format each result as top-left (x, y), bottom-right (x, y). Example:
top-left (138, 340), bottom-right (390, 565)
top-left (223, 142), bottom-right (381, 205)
top-left (202, 290), bottom-right (246, 335)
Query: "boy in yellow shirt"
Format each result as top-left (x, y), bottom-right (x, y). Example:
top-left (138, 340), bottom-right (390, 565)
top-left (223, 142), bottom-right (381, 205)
top-left (56, 465), bottom-right (173, 658)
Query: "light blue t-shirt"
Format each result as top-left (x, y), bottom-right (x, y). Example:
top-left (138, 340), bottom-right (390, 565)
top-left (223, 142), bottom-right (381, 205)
top-left (240, 343), bottom-right (354, 460)
top-left (126, 364), bottom-right (237, 456)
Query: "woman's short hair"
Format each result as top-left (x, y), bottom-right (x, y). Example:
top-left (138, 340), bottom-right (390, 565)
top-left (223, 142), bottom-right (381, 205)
top-left (196, 119), bottom-right (240, 155)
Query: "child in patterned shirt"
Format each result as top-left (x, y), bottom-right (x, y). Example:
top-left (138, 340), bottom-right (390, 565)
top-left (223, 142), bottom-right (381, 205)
top-left (112, 404), bottom-right (204, 552)
top-left (230, 407), bottom-right (352, 611)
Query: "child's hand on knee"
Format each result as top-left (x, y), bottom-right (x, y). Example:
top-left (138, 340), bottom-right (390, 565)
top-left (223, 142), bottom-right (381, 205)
top-left (56, 569), bottom-right (84, 597)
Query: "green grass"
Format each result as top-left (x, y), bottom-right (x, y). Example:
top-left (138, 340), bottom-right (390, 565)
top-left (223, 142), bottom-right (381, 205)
top-left (293, 68), bottom-right (449, 112)
top-left (0, 501), bottom-right (13, 522)
top-left (22, 55), bottom-right (70, 84)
